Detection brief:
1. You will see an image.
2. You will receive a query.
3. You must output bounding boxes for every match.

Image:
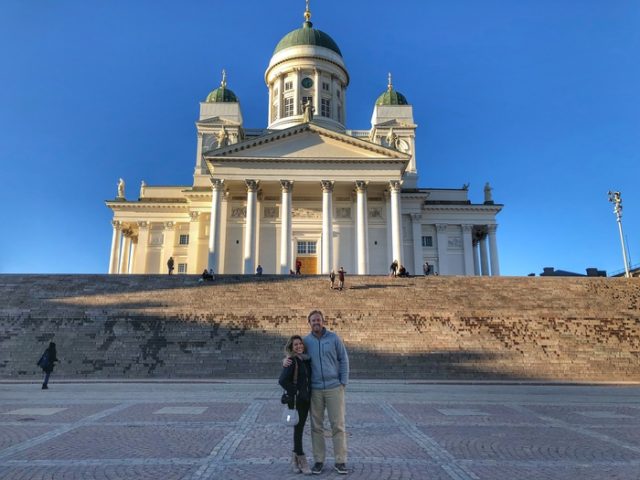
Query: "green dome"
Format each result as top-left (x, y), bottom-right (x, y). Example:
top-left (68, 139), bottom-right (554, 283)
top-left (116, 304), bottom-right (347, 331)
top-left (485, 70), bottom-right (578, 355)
top-left (205, 86), bottom-right (238, 103)
top-left (376, 88), bottom-right (408, 106)
top-left (274, 21), bottom-right (342, 57)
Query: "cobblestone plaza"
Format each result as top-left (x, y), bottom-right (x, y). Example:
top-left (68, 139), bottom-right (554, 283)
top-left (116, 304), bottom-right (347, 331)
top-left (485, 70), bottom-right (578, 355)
top-left (1, 381), bottom-right (639, 479)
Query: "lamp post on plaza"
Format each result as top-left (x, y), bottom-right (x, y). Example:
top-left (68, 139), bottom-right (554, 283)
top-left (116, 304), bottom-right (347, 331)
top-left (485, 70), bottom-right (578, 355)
top-left (608, 190), bottom-right (630, 278)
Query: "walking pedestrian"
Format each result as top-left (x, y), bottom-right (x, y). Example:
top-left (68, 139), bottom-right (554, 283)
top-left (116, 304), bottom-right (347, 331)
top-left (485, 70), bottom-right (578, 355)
top-left (37, 342), bottom-right (59, 390)
top-left (337, 267), bottom-right (346, 290)
top-left (329, 270), bottom-right (336, 289)
top-left (167, 256), bottom-right (175, 275)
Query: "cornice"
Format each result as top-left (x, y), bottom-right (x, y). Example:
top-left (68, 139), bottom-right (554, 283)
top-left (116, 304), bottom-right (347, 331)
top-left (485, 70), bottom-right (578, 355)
top-left (421, 204), bottom-right (503, 213)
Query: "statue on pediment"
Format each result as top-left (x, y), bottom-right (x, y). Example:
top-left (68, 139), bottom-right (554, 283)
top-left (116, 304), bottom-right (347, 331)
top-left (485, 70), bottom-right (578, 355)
top-left (385, 128), bottom-right (398, 149)
top-left (140, 180), bottom-right (146, 198)
top-left (484, 182), bottom-right (493, 204)
top-left (217, 126), bottom-right (229, 148)
top-left (117, 178), bottom-right (125, 199)
top-left (303, 99), bottom-right (314, 122)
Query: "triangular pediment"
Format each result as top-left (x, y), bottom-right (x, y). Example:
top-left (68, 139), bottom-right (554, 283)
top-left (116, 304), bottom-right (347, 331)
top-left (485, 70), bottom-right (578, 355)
top-left (204, 123), bottom-right (409, 161)
top-left (374, 119), bottom-right (417, 128)
top-left (196, 116), bottom-right (242, 127)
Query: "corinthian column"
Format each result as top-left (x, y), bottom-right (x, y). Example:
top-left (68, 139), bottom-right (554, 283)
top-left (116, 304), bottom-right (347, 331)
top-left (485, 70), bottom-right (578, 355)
top-left (321, 180), bottom-right (334, 274)
top-left (410, 213), bottom-right (422, 275)
top-left (462, 224), bottom-right (475, 275)
top-left (108, 220), bottom-right (122, 274)
top-left (488, 224), bottom-right (500, 276)
top-left (187, 211), bottom-right (200, 273)
top-left (243, 179), bottom-right (259, 274)
top-left (208, 179), bottom-right (224, 273)
top-left (280, 180), bottom-right (293, 274)
top-left (389, 180), bottom-right (403, 266)
top-left (479, 232), bottom-right (489, 276)
top-left (134, 221), bottom-right (149, 274)
top-left (119, 229), bottom-right (132, 274)
top-left (355, 180), bottom-right (369, 275)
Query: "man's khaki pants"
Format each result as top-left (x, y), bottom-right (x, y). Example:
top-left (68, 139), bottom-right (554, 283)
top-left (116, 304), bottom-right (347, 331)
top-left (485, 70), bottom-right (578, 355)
top-left (310, 385), bottom-right (347, 464)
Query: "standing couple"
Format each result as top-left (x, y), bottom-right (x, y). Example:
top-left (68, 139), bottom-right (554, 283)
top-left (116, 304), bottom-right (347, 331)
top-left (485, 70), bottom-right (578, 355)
top-left (279, 310), bottom-right (349, 475)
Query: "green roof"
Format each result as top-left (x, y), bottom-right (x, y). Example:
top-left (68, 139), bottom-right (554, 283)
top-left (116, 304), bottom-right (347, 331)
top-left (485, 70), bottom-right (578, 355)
top-left (205, 86), bottom-right (238, 103)
top-left (376, 88), bottom-right (409, 106)
top-left (274, 21), bottom-right (342, 57)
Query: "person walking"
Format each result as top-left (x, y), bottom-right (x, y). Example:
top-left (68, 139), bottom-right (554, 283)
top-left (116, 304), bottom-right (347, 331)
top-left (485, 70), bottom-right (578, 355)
top-left (167, 256), bottom-right (175, 275)
top-left (389, 260), bottom-right (398, 277)
top-left (37, 342), bottom-right (59, 390)
top-left (279, 335), bottom-right (313, 475)
top-left (423, 261), bottom-right (430, 276)
top-left (329, 270), bottom-right (336, 289)
top-left (304, 310), bottom-right (349, 475)
top-left (337, 267), bottom-right (346, 291)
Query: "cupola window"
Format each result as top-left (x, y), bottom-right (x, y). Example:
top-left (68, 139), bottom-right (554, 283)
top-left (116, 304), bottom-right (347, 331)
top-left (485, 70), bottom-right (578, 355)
top-left (284, 97), bottom-right (294, 117)
top-left (322, 82), bottom-right (330, 91)
top-left (321, 98), bottom-right (331, 117)
top-left (284, 81), bottom-right (293, 91)
top-left (302, 96), bottom-right (313, 109)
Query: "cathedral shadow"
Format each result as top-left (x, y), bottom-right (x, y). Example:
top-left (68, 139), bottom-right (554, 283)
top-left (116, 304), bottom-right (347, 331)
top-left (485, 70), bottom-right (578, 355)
top-left (348, 284), bottom-right (409, 290)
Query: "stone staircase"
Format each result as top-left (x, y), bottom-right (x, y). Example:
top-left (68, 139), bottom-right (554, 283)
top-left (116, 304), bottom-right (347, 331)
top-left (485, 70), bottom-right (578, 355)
top-left (0, 274), bottom-right (638, 381)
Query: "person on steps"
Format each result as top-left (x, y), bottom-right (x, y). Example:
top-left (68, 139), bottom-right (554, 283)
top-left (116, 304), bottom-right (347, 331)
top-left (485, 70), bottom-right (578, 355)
top-left (279, 335), bottom-right (313, 475)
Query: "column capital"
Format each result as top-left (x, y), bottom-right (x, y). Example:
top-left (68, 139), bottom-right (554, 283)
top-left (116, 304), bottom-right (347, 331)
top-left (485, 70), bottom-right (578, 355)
top-left (137, 221), bottom-right (148, 230)
top-left (280, 180), bottom-right (294, 192)
top-left (210, 178), bottom-right (224, 190)
top-left (122, 228), bottom-right (134, 238)
top-left (189, 211), bottom-right (200, 222)
top-left (487, 224), bottom-right (498, 234)
top-left (389, 180), bottom-right (403, 192)
top-left (462, 224), bottom-right (474, 233)
top-left (435, 223), bottom-right (448, 232)
top-left (245, 179), bottom-right (259, 192)
top-left (409, 213), bottom-right (422, 222)
top-left (321, 180), bottom-right (334, 193)
top-left (164, 221), bottom-right (175, 230)
top-left (112, 220), bottom-right (122, 230)
top-left (355, 180), bottom-right (368, 193)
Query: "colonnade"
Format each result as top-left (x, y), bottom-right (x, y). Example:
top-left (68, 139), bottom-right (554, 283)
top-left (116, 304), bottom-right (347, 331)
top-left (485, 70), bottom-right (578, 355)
top-left (206, 178), bottom-right (404, 275)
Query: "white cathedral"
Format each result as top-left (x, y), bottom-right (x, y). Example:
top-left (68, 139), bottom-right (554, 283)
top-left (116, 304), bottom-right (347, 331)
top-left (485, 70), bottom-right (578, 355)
top-left (106, 3), bottom-right (502, 276)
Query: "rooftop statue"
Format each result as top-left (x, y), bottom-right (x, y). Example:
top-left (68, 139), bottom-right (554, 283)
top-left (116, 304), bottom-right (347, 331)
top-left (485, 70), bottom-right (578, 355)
top-left (117, 178), bottom-right (125, 199)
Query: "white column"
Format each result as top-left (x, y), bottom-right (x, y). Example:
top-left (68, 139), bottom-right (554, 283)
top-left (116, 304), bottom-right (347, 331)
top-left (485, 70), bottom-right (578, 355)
top-left (187, 211), bottom-right (201, 273)
top-left (473, 240), bottom-right (480, 276)
top-left (207, 179), bottom-right (224, 273)
top-left (479, 232), bottom-right (490, 276)
top-left (243, 179), bottom-right (259, 274)
top-left (410, 214), bottom-right (423, 275)
top-left (278, 76), bottom-right (284, 119)
top-left (355, 180), bottom-right (369, 275)
top-left (462, 224), bottom-right (475, 276)
top-left (389, 180), bottom-right (403, 267)
top-left (280, 180), bottom-right (293, 274)
top-left (194, 132), bottom-right (203, 175)
top-left (294, 68), bottom-right (301, 115)
top-left (488, 224), bottom-right (500, 276)
top-left (321, 180), bottom-right (334, 274)
top-left (108, 220), bottom-right (122, 274)
top-left (313, 69), bottom-right (320, 117)
top-left (119, 230), bottom-right (132, 274)
top-left (435, 224), bottom-right (448, 275)
top-left (162, 222), bottom-right (177, 274)
top-left (384, 191), bottom-right (392, 265)
top-left (128, 238), bottom-right (137, 274)
top-left (134, 221), bottom-right (149, 274)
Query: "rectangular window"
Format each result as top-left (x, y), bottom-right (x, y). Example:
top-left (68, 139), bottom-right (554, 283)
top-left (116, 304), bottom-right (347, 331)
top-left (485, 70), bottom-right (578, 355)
top-left (337, 107), bottom-right (342, 123)
top-left (321, 98), bottom-right (331, 117)
top-left (422, 236), bottom-right (433, 247)
top-left (322, 82), bottom-right (330, 91)
top-left (284, 81), bottom-right (293, 91)
top-left (337, 89), bottom-right (341, 99)
top-left (177, 263), bottom-right (188, 274)
top-left (297, 241), bottom-right (317, 255)
top-left (284, 97), bottom-right (294, 117)
top-left (179, 234), bottom-right (189, 245)
top-left (272, 104), bottom-right (279, 121)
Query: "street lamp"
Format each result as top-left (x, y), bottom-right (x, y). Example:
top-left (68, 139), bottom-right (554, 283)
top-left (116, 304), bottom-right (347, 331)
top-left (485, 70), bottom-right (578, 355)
top-left (608, 191), bottom-right (630, 278)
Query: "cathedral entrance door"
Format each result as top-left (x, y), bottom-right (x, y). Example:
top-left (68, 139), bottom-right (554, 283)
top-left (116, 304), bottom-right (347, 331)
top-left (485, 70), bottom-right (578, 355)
top-left (296, 240), bottom-right (318, 275)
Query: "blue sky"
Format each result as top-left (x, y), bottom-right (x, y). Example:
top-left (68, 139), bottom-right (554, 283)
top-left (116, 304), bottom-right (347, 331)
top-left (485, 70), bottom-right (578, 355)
top-left (0, 0), bottom-right (638, 275)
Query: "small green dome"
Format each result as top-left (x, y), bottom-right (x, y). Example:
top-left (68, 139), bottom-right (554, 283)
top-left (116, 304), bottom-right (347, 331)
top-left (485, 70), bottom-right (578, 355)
top-left (205, 86), bottom-right (238, 103)
top-left (205, 70), bottom-right (238, 103)
top-left (376, 88), bottom-right (408, 106)
top-left (274, 21), bottom-right (342, 57)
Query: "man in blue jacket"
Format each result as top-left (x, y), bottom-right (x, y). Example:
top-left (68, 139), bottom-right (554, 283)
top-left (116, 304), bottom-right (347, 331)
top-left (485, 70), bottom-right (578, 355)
top-left (305, 309), bottom-right (349, 475)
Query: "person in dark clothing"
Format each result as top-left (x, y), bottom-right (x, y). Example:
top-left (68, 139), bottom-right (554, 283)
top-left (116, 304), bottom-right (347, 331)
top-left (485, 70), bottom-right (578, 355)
top-left (390, 260), bottom-right (398, 277)
top-left (295, 259), bottom-right (302, 275)
top-left (37, 342), bottom-right (58, 390)
top-left (167, 256), bottom-right (175, 275)
top-left (279, 335), bottom-right (312, 475)
top-left (202, 269), bottom-right (214, 281)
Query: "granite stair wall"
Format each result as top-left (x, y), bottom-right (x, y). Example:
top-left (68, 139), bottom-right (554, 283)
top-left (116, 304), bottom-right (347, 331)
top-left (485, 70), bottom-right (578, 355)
top-left (0, 275), bottom-right (638, 381)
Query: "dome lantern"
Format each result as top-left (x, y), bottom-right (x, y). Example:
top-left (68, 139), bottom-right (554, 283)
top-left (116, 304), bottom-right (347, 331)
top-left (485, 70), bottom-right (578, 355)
top-left (376, 72), bottom-right (409, 106)
top-left (205, 69), bottom-right (239, 103)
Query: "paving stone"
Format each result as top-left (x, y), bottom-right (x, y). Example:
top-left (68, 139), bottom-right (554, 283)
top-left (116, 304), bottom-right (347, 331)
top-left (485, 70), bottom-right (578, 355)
top-left (4, 408), bottom-right (67, 416)
top-left (153, 406), bottom-right (208, 415)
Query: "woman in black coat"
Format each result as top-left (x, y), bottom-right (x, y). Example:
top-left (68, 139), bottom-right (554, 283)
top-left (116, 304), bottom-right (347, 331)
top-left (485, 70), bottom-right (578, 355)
top-left (279, 335), bottom-right (312, 475)
top-left (37, 342), bottom-right (58, 390)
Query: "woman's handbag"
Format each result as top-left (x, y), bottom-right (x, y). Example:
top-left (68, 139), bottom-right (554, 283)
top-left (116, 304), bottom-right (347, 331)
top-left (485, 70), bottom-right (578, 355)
top-left (281, 358), bottom-right (299, 427)
top-left (281, 404), bottom-right (299, 426)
